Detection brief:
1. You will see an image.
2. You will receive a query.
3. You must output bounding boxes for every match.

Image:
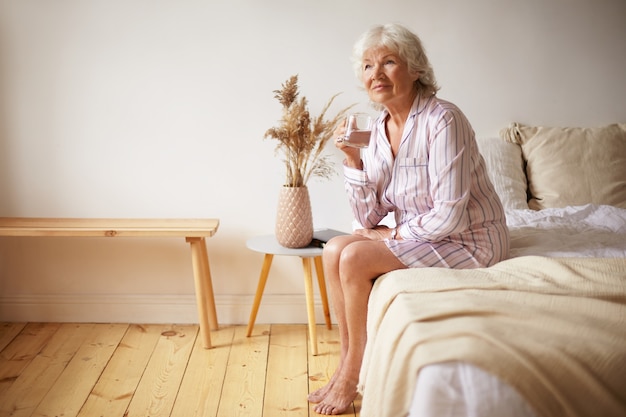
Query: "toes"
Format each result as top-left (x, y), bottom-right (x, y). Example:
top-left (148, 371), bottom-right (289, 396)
top-left (314, 402), bottom-right (329, 415)
top-left (314, 401), bottom-right (345, 416)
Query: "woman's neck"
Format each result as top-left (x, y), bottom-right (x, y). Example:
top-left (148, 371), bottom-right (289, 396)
top-left (385, 89), bottom-right (417, 124)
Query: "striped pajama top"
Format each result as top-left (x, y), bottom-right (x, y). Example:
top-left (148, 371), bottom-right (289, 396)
top-left (344, 94), bottom-right (509, 268)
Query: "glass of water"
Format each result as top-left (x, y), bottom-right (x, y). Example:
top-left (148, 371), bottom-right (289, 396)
top-left (339, 113), bottom-right (373, 148)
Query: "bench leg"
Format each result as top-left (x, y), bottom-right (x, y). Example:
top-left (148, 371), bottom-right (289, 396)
top-left (186, 237), bottom-right (217, 349)
top-left (199, 239), bottom-right (219, 331)
top-left (246, 253), bottom-right (274, 337)
top-left (302, 257), bottom-right (319, 356)
top-left (314, 256), bottom-right (332, 330)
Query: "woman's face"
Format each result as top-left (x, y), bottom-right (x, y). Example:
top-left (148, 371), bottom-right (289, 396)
top-left (361, 46), bottom-right (418, 109)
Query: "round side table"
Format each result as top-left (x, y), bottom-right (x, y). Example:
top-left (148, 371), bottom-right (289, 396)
top-left (245, 234), bottom-right (332, 355)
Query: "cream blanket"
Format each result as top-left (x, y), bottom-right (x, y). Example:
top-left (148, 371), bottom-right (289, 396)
top-left (358, 256), bottom-right (626, 417)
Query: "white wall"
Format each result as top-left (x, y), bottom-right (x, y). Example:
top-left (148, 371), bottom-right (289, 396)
top-left (1, 0), bottom-right (625, 324)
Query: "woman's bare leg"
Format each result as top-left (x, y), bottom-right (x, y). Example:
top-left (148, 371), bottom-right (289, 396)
top-left (312, 239), bottom-right (406, 415)
top-left (308, 235), bottom-right (365, 403)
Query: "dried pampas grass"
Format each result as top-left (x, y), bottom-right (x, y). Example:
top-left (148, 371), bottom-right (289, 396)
top-left (265, 75), bottom-right (354, 187)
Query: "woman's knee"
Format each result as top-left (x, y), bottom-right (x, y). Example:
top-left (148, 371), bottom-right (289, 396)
top-left (323, 235), bottom-right (360, 261)
top-left (336, 243), bottom-right (370, 284)
top-left (338, 240), bottom-right (405, 282)
top-left (323, 236), bottom-right (365, 277)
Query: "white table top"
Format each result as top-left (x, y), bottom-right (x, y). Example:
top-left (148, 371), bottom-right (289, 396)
top-left (246, 234), bottom-right (323, 257)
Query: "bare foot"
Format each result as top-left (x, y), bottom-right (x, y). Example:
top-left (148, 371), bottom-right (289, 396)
top-left (308, 371), bottom-right (339, 403)
top-left (313, 376), bottom-right (358, 415)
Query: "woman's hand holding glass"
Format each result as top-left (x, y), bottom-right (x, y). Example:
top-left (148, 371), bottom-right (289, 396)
top-left (334, 118), bottom-right (360, 166)
top-left (336, 113), bottom-right (373, 148)
top-left (335, 114), bottom-right (370, 169)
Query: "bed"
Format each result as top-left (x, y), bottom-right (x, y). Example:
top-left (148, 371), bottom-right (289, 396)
top-left (357, 123), bottom-right (626, 417)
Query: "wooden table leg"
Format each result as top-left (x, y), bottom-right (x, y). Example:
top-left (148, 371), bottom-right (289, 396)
top-left (314, 256), bottom-right (332, 330)
top-left (246, 253), bottom-right (274, 337)
top-left (199, 239), bottom-right (218, 330)
top-left (187, 237), bottom-right (215, 349)
top-left (302, 257), bottom-right (318, 356)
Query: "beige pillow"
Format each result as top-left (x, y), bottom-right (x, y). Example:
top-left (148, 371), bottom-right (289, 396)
top-left (500, 122), bottom-right (626, 210)
top-left (476, 137), bottom-right (528, 211)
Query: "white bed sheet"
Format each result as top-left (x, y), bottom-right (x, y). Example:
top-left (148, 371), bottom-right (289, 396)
top-left (507, 204), bottom-right (626, 258)
top-left (409, 362), bottom-right (538, 417)
top-left (407, 204), bottom-right (626, 417)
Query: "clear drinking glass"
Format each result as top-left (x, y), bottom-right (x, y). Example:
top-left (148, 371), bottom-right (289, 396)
top-left (339, 113), bottom-right (373, 148)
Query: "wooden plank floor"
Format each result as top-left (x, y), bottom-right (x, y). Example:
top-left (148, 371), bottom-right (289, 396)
top-left (0, 323), bottom-right (361, 417)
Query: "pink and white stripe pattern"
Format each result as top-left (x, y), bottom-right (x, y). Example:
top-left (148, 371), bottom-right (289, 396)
top-left (344, 95), bottom-right (509, 268)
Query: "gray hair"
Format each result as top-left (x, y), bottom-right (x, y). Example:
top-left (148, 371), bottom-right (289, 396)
top-left (352, 23), bottom-right (439, 97)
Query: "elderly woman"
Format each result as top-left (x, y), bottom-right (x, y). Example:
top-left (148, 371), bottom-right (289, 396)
top-left (308, 23), bottom-right (509, 415)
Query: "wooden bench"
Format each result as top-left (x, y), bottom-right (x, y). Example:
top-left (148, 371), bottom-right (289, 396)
top-left (0, 217), bottom-right (220, 348)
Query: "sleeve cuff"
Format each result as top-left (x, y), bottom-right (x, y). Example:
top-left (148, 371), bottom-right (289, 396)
top-left (343, 160), bottom-right (368, 186)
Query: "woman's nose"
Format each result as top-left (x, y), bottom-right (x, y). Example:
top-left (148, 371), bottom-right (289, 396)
top-left (371, 64), bottom-right (383, 79)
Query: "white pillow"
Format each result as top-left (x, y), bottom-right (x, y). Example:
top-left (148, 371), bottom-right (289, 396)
top-left (476, 137), bottom-right (528, 210)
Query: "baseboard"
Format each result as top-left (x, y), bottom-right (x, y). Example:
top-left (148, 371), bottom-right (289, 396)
top-left (0, 293), bottom-right (332, 325)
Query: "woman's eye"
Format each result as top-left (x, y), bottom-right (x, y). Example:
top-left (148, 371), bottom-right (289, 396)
top-left (385, 60), bottom-right (395, 65)
top-left (363, 64), bottom-right (372, 70)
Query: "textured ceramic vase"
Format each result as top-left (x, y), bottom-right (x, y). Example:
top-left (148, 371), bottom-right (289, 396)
top-left (275, 186), bottom-right (313, 248)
